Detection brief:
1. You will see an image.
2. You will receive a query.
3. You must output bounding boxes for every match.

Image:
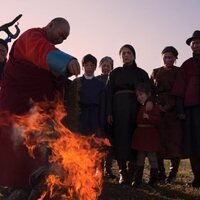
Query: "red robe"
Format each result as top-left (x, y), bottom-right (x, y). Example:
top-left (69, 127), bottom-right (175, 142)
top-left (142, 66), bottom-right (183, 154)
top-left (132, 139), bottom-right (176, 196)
top-left (132, 104), bottom-right (161, 152)
top-left (172, 57), bottom-right (200, 106)
top-left (151, 66), bottom-right (183, 158)
top-left (0, 28), bottom-right (63, 187)
top-left (172, 56), bottom-right (200, 156)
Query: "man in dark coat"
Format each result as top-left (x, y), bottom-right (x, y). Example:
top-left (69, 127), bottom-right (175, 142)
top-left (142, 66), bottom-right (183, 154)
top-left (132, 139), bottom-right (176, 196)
top-left (172, 30), bottom-right (200, 187)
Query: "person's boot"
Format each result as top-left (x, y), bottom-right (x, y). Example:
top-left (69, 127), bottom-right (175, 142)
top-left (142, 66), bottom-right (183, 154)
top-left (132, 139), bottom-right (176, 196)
top-left (131, 166), bottom-right (144, 187)
top-left (192, 170), bottom-right (200, 188)
top-left (105, 165), bottom-right (116, 179)
top-left (117, 160), bottom-right (128, 184)
top-left (189, 157), bottom-right (200, 188)
top-left (104, 153), bottom-right (116, 179)
top-left (148, 168), bottom-right (158, 187)
top-left (158, 158), bottom-right (166, 183)
top-left (192, 177), bottom-right (200, 188)
top-left (166, 158), bottom-right (180, 183)
top-left (127, 160), bottom-right (136, 185)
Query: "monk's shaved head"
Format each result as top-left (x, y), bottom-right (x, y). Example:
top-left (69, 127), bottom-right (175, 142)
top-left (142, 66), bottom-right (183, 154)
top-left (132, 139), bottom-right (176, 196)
top-left (44, 17), bottom-right (70, 45)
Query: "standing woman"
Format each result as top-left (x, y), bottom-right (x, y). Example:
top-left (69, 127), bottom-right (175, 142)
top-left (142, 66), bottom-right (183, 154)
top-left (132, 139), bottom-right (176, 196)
top-left (106, 44), bottom-right (152, 184)
top-left (96, 56), bottom-right (114, 85)
top-left (151, 46), bottom-right (183, 183)
top-left (96, 56), bottom-right (116, 178)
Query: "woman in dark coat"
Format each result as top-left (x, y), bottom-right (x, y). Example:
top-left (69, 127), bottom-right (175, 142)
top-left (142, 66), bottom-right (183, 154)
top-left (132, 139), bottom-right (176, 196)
top-left (96, 56), bottom-right (116, 179)
top-left (106, 44), bottom-right (152, 184)
top-left (151, 46), bottom-right (184, 183)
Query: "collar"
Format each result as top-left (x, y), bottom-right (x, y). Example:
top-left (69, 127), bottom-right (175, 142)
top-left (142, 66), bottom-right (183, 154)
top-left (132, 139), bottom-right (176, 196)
top-left (84, 74), bottom-right (94, 79)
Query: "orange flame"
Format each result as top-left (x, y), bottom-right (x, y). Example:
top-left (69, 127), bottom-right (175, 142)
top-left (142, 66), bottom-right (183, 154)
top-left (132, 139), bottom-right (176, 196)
top-left (7, 99), bottom-right (108, 199)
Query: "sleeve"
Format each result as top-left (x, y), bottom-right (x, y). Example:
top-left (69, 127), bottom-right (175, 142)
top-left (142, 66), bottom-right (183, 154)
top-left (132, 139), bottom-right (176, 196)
top-left (99, 85), bottom-right (106, 131)
top-left (149, 70), bottom-right (157, 104)
top-left (176, 96), bottom-right (185, 115)
top-left (65, 78), bottom-right (81, 132)
top-left (13, 28), bottom-right (75, 75)
top-left (106, 70), bottom-right (115, 116)
top-left (47, 50), bottom-right (75, 75)
top-left (147, 105), bottom-right (161, 125)
top-left (171, 65), bottom-right (186, 97)
top-left (142, 70), bottom-right (156, 103)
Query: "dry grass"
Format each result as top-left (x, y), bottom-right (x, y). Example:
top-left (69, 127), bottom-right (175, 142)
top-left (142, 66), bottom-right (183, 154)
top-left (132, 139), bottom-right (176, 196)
top-left (100, 159), bottom-right (200, 200)
top-left (0, 159), bottom-right (199, 200)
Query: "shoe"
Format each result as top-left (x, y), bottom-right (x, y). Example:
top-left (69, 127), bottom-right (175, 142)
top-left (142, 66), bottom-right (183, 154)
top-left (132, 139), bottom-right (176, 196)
top-left (131, 166), bottom-right (144, 188)
top-left (148, 168), bottom-right (158, 187)
top-left (158, 173), bottom-right (167, 183)
top-left (105, 172), bottom-right (116, 179)
top-left (118, 174), bottom-right (129, 185)
top-left (148, 179), bottom-right (158, 187)
top-left (166, 175), bottom-right (176, 184)
top-left (131, 181), bottom-right (141, 188)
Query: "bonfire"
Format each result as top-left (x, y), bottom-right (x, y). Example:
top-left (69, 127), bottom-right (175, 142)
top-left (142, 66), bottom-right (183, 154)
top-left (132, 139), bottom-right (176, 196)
top-left (11, 99), bottom-right (108, 200)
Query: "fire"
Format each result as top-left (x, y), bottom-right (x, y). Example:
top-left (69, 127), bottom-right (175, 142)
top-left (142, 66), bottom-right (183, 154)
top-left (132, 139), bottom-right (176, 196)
top-left (8, 99), bottom-right (108, 199)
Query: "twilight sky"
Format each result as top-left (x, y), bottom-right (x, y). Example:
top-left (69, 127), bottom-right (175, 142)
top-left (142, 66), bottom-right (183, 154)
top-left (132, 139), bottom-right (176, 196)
top-left (0, 0), bottom-right (200, 76)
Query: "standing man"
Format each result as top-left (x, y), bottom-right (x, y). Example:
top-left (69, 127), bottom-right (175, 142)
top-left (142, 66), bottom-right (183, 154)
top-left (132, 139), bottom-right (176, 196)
top-left (172, 30), bottom-right (200, 187)
top-left (0, 17), bottom-right (80, 198)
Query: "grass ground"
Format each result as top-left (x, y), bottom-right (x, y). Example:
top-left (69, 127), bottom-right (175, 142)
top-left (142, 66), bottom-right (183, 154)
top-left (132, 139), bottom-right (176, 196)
top-left (100, 159), bottom-right (200, 200)
top-left (0, 159), bottom-right (199, 200)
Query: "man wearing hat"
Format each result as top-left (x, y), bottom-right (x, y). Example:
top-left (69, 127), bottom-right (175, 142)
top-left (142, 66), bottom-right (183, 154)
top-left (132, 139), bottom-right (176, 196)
top-left (172, 30), bottom-right (200, 187)
top-left (0, 39), bottom-right (8, 80)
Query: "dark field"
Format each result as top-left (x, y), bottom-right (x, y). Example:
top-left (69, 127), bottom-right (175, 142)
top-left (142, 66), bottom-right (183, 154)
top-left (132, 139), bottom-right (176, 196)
top-left (0, 159), bottom-right (200, 200)
top-left (99, 159), bottom-right (200, 200)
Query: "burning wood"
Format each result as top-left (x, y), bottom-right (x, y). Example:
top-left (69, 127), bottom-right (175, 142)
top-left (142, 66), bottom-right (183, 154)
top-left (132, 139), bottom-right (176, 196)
top-left (2, 99), bottom-right (108, 200)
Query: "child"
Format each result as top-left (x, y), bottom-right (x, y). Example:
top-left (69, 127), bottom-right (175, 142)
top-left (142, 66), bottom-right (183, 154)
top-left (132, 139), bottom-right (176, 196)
top-left (132, 83), bottom-right (161, 187)
top-left (67, 54), bottom-right (106, 137)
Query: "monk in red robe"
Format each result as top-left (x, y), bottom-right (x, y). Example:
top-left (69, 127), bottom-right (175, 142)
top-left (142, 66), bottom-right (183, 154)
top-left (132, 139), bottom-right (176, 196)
top-left (0, 17), bottom-right (80, 198)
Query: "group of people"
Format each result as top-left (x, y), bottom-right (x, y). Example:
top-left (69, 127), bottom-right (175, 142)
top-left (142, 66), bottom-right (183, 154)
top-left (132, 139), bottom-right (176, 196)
top-left (0, 16), bottom-right (200, 199)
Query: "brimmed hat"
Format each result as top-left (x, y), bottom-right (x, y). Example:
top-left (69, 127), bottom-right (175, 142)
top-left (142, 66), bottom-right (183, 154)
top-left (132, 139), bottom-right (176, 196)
top-left (186, 30), bottom-right (200, 45)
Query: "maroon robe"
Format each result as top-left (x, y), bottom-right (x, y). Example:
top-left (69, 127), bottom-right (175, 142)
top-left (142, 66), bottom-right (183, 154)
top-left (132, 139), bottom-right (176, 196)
top-left (0, 28), bottom-right (64, 187)
top-left (151, 66), bottom-right (184, 158)
top-left (132, 104), bottom-right (161, 152)
top-left (172, 58), bottom-right (200, 106)
top-left (172, 56), bottom-right (200, 156)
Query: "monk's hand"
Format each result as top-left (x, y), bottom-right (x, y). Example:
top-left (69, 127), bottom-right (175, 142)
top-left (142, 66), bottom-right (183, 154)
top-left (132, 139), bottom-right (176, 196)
top-left (143, 113), bottom-right (149, 119)
top-left (68, 59), bottom-right (80, 76)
